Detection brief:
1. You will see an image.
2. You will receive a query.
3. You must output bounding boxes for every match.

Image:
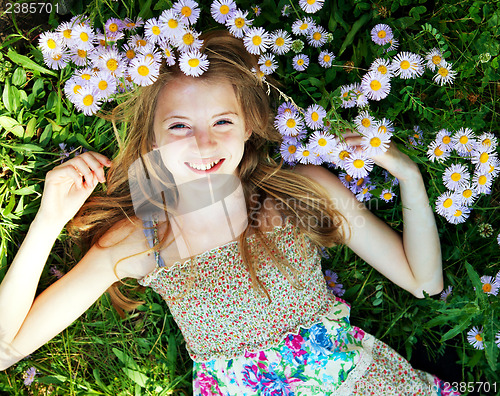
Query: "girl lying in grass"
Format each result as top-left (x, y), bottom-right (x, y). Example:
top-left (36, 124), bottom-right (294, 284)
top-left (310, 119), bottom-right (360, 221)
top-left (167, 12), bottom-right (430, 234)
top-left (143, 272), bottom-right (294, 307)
top-left (0, 31), bottom-right (459, 395)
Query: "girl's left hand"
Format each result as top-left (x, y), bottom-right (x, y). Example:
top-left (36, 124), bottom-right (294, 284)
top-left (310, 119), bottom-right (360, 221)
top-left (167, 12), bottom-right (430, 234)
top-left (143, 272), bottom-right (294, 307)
top-left (343, 131), bottom-right (419, 181)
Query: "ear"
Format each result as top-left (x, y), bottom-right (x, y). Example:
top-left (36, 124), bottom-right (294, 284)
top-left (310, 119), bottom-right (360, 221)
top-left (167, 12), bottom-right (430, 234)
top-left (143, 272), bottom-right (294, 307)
top-left (244, 129), bottom-right (252, 142)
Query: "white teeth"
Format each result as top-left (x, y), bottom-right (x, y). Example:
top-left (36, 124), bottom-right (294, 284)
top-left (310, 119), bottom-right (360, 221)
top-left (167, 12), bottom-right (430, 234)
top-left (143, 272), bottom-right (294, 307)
top-left (188, 159), bottom-right (221, 171)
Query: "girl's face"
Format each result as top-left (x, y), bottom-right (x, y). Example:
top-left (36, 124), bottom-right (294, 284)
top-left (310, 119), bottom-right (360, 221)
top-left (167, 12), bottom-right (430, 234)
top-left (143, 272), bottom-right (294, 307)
top-left (153, 76), bottom-right (251, 185)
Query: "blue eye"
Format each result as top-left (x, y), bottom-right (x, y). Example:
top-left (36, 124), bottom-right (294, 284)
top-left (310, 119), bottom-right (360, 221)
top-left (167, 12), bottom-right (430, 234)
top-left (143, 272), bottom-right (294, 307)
top-left (170, 124), bottom-right (187, 129)
top-left (215, 120), bottom-right (232, 126)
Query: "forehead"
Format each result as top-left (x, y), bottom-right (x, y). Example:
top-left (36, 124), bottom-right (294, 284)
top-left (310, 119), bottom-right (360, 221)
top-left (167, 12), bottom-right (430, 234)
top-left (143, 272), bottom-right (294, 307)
top-left (155, 76), bottom-right (241, 117)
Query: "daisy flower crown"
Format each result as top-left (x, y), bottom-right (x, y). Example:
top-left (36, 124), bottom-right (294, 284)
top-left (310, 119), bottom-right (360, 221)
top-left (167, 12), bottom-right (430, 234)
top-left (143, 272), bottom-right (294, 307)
top-left (38, 0), bottom-right (498, 226)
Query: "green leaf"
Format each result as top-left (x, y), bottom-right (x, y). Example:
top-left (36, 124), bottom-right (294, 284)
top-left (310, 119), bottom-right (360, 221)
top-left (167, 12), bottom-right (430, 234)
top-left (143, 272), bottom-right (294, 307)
top-left (409, 6), bottom-right (427, 20)
top-left (2, 195), bottom-right (16, 217)
top-left (465, 262), bottom-right (487, 306)
top-left (112, 348), bottom-right (140, 370)
top-left (39, 124), bottom-right (52, 146)
top-left (76, 133), bottom-right (92, 150)
top-left (6, 49), bottom-right (57, 77)
top-left (13, 186), bottom-right (37, 195)
top-left (440, 315), bottom-right (473, 342)
top-left (0, 116), bottom-right (24, 137)
top-left (122, 368), bottom-right (149, 387)
top-left (24, 118), bottom-right (37, 140)
top-left (12, 67), bottom-right (27, 86)
top-left (32, 78), bottom-right (45, 97)
top-left (338, 13), bottom-right (372, 56)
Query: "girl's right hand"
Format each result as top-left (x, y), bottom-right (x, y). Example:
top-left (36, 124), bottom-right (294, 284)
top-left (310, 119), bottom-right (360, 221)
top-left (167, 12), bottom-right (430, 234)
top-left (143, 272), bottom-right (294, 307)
top-left (37, 151), bottom-right (112, 227)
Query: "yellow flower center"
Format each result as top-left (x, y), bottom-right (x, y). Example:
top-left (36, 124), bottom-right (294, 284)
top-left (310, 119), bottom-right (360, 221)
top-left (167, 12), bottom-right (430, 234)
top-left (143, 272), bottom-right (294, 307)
top-left (77, 49), bottom-right (87, 58)
top-left (47, 38), bottom-right (57, 49)
top-left (286, 119), bottom-right (296, 128)
top-left (307, 0), bottom-right (316, 4)
top-left (168, 19), bottom-right (178, 29)
top-left (235, 17), bottom-right (245, 28)
top-left (98, 80), bottom-right (108, 90)
top-left (475, 333), bottom-right (483, 341)
top-left (482, 284), bottom-right (492, 293)
top-left (311, 112), bottom-right (319, 122)
top-left (81, 73), bottom-right (91, 80)
top-left (443, 198), bottom-right (453, 208)
top-left (323, 55), bottom-right (331, 62)
top-left (451, 172), bottom-right (461, 182)
top-left (303, 150), bottom-right (310, 157)
top-left (276, 37), bottom-right (284, 46)
top-left (137, 39), bottom-right (147, 46)
top-left (377, 65), bottom-right (387, 74)
top-left (479, 152), bottom-right (489, 163)
top-left (188, 58), bottom-right (200, 68)
top-left (80, 32), bottom-right (89, 42)
top-left (297, 59), bottom-right (304, 66)
top-left (152, 26), bottom-right (161, 35)
top-left (126, 49), bottom-right (135, 59)
top-left (109, 23), bottom-right (118, 32)
top-left (183, 33), bottom-right (194, 45)
top-left (454, 209), bottom-right (462, 217)
top-left (353, 159), bottom-right (364, 169)
top-left (463, 189), bottom-right (472, 198)
top-left (318, 138), bottom-right (327, 146)
top-left (432, 55), bottom-right (441, 65)
top-left (478, 175), bottom-right (487, 185)
top-left (165, 48), bottom-right (171, 57)
top-left (138, 65), bottom-right (150, 76)
top-left (106, 59), bottom-right (118, 71)
top-left (459, 136), bottom-right (468, 144)
top-left (288, 145), bottom-right (297, 154)
top-left (370, 137), bottom-right (381, 147)
top-left (377, 30), bottom-right (386, 39)
top-left (63, 29), bottom-right (72, 39)
top-left (370, 80), bottom-right (382, 91)
top-left (383, 192), bottom-right (392, 200)
top-left (339, 151), bottom-right (350, 160)
top-left (252, 36), bottom-right (262, 46)
top-left (300, 23), bottom-right (308, 30)
top-left (83, 94), bottom-right (93, 106)
top-left (52, 54), bottom-right (62, 61)
top-left (181, 6), bottom-right (192, 17)
top-left (73, 85), bottom-right (81, 94)
top-left (220, 5), bottom-right (229, 14)
top-left (400, 60), bottom-right (410, 70)
top-left (438, 67), bottom-right (449, 77)
top-left (126, 22), bottom-right (136, 28)
top-left (434, 147), bottom-right (443, 156)
top-left (313, 32), bottom-right (321, 41)
top-left (482, 138), bottom-right (491, 146)
top-left (378, 125), bottom-right (387, 134)
top-left (361, 118), bottom-right (371, 128)
top-left (265, 60), bottom-right (272, 67)
top-left (356, 178), bottom-right (364, 186)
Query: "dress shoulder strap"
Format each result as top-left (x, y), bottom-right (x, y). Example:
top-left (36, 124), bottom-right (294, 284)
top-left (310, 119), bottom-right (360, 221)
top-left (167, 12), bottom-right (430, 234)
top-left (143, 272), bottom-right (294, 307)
top-left (142, 214), bottom-right (166, 268)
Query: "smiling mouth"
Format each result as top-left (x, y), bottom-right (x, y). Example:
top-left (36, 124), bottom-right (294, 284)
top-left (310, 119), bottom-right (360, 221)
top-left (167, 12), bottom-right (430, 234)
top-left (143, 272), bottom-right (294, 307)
top-left (185, 158), bottom-right (225, 173)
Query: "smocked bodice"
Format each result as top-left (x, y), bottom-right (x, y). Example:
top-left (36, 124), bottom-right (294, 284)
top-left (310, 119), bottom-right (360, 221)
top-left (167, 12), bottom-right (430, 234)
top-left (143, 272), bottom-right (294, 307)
top-left (139, 218), bottom-right (339, 362)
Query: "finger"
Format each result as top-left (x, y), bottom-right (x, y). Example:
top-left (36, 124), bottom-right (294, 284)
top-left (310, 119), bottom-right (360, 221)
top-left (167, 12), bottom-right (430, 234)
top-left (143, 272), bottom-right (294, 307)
top-left (86, 151), bottom-right (113, 167)
top-left (72, 155), bottom-right (106, 183)
top-left (345, 136), bottom-right (364, 147)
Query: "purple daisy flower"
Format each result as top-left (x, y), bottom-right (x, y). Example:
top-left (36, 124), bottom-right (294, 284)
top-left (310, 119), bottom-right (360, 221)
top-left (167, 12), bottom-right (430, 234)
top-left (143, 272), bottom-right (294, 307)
top-left (324, 269), bottom-right (345, 296)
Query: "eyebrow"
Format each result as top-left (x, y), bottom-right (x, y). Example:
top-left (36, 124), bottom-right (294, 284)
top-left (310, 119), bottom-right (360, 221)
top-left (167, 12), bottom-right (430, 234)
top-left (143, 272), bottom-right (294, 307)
top-left (162, 111), bottom-right (239, 123)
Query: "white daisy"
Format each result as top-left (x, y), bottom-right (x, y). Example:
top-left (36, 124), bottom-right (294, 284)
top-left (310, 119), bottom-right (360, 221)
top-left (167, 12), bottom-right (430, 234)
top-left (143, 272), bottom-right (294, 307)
top-left (435, 191), bottom-right (459, 217)
top-left (351, 83), bottom-right (369, 107)
top-left (73, 67), bottom-right (95, 84)
top-left (43, 50), bottom-right (70, 70)
top-left (425, 48), bottom-right (444, 71)
top-left (71, 23), bottom-right (95, 50)
top-left (175, 28), bottom-right (203, 52)
top-left (433, 61), bottom-right (457, 86)
top-left (173, 0), bottom-right (201, 26)
top-left (38, 31), bottom-right (65, 54)
top-left (354, 111), bottom-right (375, 134)
top-left (471, 145), bottom-right (497, 173)
top-left (73, 86), bottom-right (102, 116)
top-left (356, 183), bottom-right (375, 202)
top-left (472, 171), bottom-right (493, 194)
top-left (292, 54), bottom-right (309, 71)
top-left (270, 30), bottom-right (292, 55)
top-left (305, 104), bottom-right (327, 130)
top-left (178, 49), bottom-right (209, 77)
top-left (64, 77), bottom-right (85, 103)
top-left (128, 34), bottom-right (149, 48)
top-left (426, 140), bottom-right (450, 162)
top-left (446, 206), bottom-right (471, 224)
top-left (318, 50), bottom-right (335, 68)
top-left (280, 138), bottom-right (300, 164)
top-left (275, 112), bottom-right (304, 137)
top-left (277, 101), bottom-right (299, 116)
top-left (330, 142), bottom-right (353, 168)
top-left (370, 24), bottom-right (393, 45)
top-left (456, 184), bottom-right (478, 206)
top-left (344, 151), bottom-right (374, 178)
top-left (158, 40), bottom-right (176, 66)
top-left (243, 27), bottom-right (271, 55)
top-left (307, 25), bottom-right (327, 48)
top-left (70, 47), bottom-right (89, 67)
top-left (104, 18), bottom-right (124, 35)
top-left (123, 17), bottom-right (144, 31)
top-left (436, 129), bottom-right (454, 151)
top-left (128, 54), bottom-right (160, 86)
top-left (137, 43), bottom-right (163, 64)
top-left (361, 128), bottom-right (391, 156)
top-left (258, 53), bottom-right (278, 75)
top-left (291, 18), bottom-right (315, 36)
top-left (296, 144), bottom-right (314, 164)
top-left (308, 130), bottom-right (335, 155)
top-left (467, 327), bottom-right (484, 350)
top-left (486, 157), bottom-right (500, 178)
top-left (452, 127), bottom-right (476, 154)
top-left (122, 43), bottom-right (137, 63)
top-left (96, 30), bottom-right (124, 47)
top-left (56, 21), bottom-right (74, 45)
top-left (391, 52), bottom-right (424, 79)
top-left (158, 9), bottom-right (185, 40)
top-left (380, 189), bottom-right (395, 202)
top-left (385, 38), bottom-right (399, 53)
top-left (443, 164), bottom-right (470, 191)
top-left (143, 18), bottom-right (163, 44)
top-left (477, 132), bottom-right (498, 150)
top-left (299, 0), bottom-right (324, 13)
top-left (90, 71), bottom-right (117, 100)
top-left (96, 48), bottom-right (126, 77)
top-left (226, 9), bottom-right (253, 39)
top-left (361, 71), bottom-right (391, 101)
top-left (339, 84), bottom-right (357, 108)
top-left (373, 118), bottom-right (394, 136)
top-left (369, 58), bottom-right (393, 77)
top-left (211, 0), bottom-right (237, 24)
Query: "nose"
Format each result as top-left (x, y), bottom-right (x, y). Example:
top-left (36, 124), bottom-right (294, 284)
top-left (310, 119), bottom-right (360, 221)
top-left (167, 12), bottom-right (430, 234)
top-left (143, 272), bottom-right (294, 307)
top-left (192, 127), bottom-right (217, 155)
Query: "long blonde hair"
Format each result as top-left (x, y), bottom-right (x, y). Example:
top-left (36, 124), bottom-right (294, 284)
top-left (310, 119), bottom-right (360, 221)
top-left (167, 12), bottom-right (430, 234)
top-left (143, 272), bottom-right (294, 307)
top-left (68, 30), bottom-right (348, 315)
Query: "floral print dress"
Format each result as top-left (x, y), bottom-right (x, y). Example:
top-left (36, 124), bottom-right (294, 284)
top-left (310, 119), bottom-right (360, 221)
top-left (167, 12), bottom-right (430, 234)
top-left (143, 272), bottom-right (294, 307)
top-left (139, 217), bottom-right (460, 396)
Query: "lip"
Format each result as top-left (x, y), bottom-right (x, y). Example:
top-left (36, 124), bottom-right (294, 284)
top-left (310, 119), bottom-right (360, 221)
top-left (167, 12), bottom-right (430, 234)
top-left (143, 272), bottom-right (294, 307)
top-left (185, 158), bottom-right (225, 174)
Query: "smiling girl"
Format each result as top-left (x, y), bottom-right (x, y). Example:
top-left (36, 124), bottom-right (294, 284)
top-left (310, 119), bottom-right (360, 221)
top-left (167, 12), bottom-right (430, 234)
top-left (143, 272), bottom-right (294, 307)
top-left (0, 31), bottom-right (459, 395)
